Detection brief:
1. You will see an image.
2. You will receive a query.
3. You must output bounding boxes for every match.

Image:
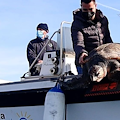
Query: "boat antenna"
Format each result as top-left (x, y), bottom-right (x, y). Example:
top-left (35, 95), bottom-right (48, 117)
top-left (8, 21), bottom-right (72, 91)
top-left (97, 2), bottom-right (120, 12)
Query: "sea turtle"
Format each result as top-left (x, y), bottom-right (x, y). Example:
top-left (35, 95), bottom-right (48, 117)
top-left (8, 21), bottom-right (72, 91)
top-left (82, 43), bottom-right (120, 82)
top-left (60, 43), bottom-right (120, 90)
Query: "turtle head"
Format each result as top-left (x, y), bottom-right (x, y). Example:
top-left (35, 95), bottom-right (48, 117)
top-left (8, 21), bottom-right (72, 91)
top-left (89, 64), bottom-right (107, 82)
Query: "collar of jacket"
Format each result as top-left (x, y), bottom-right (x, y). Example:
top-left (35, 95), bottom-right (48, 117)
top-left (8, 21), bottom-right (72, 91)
top-left (36, 36), bottom-right (49, 42)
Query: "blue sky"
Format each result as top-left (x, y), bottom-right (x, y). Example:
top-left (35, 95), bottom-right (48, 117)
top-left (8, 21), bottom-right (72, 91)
top-left (0, 0), bottom-right (120, 81)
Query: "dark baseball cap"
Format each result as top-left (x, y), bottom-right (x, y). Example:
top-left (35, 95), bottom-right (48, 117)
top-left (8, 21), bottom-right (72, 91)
top-left (37, 23), bottom-right (49, 31)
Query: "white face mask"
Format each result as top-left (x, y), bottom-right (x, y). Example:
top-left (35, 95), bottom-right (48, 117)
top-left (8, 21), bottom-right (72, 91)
top-left (37, 30), bottom-right (44, 39)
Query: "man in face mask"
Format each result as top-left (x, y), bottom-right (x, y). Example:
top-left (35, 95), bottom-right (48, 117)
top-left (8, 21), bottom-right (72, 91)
top-left (71, 0), bottom-right (113, 74)
top-left (27, 23), bottom-right (57, 76)
top-left (36, 23), bottom-right (49, 40)
top-left (81, 1), bottom-right (96, 20)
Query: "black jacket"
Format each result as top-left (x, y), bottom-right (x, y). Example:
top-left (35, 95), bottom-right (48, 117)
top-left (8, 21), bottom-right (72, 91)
top-left (27, 37), bottom-right (57, 66)
top-left (71, 9), bottom-right (113, 66)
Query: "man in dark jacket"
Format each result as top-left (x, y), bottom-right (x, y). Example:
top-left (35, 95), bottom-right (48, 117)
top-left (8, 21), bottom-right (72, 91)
top-left (27, 23), bottom-right (57, 75)
top-left (71, 0), bottom-right (113, 74)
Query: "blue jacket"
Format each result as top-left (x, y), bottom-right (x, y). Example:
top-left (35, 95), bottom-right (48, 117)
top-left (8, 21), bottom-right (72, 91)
top-left (27, 37), bottom-right (57, 66)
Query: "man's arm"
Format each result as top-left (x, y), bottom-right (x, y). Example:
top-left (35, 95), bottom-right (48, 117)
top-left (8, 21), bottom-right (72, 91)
top-left (71, 22), bottom-right (88, 65)
top-left (104, 17), bottom-right (113, 43)
top-left (27, 42), bottom-right (37, 66)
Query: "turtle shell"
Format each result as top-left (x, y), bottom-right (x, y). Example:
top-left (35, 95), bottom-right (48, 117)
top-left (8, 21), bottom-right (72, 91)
top-left (84, 43), bottom-right (120, 63)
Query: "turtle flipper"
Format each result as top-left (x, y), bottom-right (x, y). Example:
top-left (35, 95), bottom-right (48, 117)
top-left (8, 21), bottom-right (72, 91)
top-left (60, 65), bottom-right (91, 90)
top-left (60, 75), bottom-right (90, 90)
top-left (107, 60), bottom-right (120, 81)
top-left (108, 70), bottom-right (120, 81)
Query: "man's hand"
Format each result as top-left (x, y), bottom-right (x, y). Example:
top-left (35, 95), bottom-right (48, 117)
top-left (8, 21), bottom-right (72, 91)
top-left (38, 60), bottom-right (43, 64)
top-left (79, 53), bottom-right (88, 64)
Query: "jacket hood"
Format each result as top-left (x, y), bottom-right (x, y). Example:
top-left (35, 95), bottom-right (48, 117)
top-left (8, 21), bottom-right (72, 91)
top-left (73, 9), bottom-right (104, 23)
